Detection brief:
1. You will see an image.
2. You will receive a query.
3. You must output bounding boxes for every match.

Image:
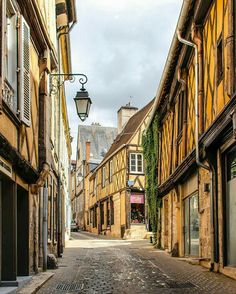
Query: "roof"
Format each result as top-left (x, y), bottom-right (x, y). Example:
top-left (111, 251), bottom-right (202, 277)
top-left (102, 99), bottom-right (154, 163)
top-left (77, 124), bottom-right (117, 162)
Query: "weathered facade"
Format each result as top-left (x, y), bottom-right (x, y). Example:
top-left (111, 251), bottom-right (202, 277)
top-left (88, 101), bottom-right (153, 239)
top-left (0, 0), bottom-right (75, 287)
top-left (147, 0), bottom-right (236, 280)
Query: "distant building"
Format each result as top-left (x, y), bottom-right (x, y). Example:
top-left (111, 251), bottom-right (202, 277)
top-left (72, 123), bottom-right (117, 229)
top-left (88, 100), bottom-right (153, 238)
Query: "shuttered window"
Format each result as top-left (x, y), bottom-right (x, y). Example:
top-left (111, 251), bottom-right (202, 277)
top-left (3, 2), bottom-right (31, 125)
top-left (19, 16), bottom-right (31, 126)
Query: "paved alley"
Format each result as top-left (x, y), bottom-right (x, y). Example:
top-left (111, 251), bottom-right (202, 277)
top-left (36, 232), bottom-right (236, 294)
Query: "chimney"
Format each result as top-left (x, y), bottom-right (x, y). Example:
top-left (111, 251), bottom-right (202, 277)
top-left (86, 141), bottom-right (91, 162)
top-left (117, 103), bottom-right (138, 133)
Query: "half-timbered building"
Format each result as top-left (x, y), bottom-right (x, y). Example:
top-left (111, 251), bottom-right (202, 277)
top-left (147, 0), bottom-right (236, 279)
top-left (0, 0), bottom-right (75, 287)
top-left (88, 101), bottom-right (153, 239)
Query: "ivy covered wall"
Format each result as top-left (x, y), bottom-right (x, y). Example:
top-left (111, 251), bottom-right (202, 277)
top-left (142, 114), bottom-right (160, 242)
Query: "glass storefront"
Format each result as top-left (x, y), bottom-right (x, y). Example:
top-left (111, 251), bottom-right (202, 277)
top-left (130, 193), bottom-right (145, 224)
top-left (226, 146), bottom-right (236, 266)
top-left (184, 193), bottom-right (199, 256)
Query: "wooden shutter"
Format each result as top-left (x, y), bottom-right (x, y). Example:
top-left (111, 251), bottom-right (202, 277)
top-left (19, 15), bottom-right (31, 126)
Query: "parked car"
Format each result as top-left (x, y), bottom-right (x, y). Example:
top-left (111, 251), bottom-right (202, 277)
top-left (70, 221), bottom-right (78, 232)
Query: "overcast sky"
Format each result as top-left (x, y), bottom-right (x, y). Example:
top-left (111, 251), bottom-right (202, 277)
top-left (67, 0), bottom-right (182, 159)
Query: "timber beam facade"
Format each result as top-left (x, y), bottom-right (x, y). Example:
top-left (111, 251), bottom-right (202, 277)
top-left (147, 0), bottom-right (236, 280)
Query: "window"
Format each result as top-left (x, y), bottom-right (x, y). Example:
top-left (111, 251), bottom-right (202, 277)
top-left (107, 200), bottom-right (110, 226)
top-left (178, 91), bottom-right (184, 135)
top-left (100, 203), bottom-right (104, 225)
top-left (217, 36), bottom-right (223, 85)
top-left (102, 166), bottom-right (106, 187)
top-left (3, 2), bottom-right (31, 125)
top-left (129, 153), bottom-right (143, 173)
top-left (93, 174), bottom-right (97, 196)
top-left (109, 160), bottom-right (113, 183)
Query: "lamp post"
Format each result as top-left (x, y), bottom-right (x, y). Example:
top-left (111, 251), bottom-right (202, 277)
top-left (49, 73), bottom-right (92, 121)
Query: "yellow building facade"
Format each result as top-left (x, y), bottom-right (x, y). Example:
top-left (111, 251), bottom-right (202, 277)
top-left (88, 101), bottom-right (153, 238)
top-left (148, 0), bottom-right (236, 279)
top-left (0, 0), bottom-right (75, 286)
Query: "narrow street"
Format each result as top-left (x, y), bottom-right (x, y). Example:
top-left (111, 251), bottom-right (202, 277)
top-left (37, 232), bottom-right (236, 294)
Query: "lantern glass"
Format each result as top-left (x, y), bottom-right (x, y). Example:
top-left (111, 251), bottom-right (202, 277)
top-left (74, 91), bottom-right (92, 122)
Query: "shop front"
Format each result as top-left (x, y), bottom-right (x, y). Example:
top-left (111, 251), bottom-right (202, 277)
top-left (130, 193), bottom-right (145, 224)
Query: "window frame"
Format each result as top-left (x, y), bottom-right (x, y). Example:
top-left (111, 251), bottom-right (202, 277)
top-left (102, 166), bottom-right (106, 187)
top-left (217, 35), bottom-right (223, 86)
top-left (129, 152), bottom-right (144, 174)
top-left (109, 160), bottom-right (113, 183)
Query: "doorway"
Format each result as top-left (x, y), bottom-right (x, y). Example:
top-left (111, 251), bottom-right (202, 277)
top-left (184, 193), bottom-right (199, 256)
top-left (17, 185), bottom-right (29, 276)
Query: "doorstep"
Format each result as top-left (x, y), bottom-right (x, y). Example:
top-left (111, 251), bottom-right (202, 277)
top-left (16, 272), bottom-right (54, 294)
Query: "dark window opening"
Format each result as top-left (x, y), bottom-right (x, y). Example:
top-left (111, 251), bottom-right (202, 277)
top-left (111, 198), bottom-right (114, 225)
top-left (107, 201), bottom-right (110, 226)
top-left (178, 91), bottom-right (184, 135)
top-left (217, 37), bottom-right (223, 85)
top-left (100, 203), bottom-right (104, 225)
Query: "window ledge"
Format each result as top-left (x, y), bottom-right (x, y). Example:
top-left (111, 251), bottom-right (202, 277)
top-left (2, 101), bottom-right (21, 127)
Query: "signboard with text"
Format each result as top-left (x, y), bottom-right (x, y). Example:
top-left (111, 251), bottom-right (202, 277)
top-left (130, 194), bottom-right (144, 204)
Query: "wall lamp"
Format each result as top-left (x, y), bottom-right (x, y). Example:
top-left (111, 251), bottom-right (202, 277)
top-left (49, 73), bottom-right (92, 122)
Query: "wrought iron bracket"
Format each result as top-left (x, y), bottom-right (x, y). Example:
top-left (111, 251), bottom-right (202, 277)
top-left (49, 73), bottom-right (88, 95)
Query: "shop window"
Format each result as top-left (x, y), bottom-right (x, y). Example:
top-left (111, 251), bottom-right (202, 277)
top-left (130, 194), bottom-right (145, 224)
top-left (184, 193), bottom-right (199, 256)
top-left (129, 153), bottom-right (143, 174)
top-left (225, 146), bottom-right (236, 265)
top-left (217, 36), bottom-right (223, 85)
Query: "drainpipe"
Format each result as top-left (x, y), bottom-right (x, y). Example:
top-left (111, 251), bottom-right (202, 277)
top-left (177, 31), bottom-right (215, 270)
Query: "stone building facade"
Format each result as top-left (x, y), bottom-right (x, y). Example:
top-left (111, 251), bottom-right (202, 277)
top-left (147, 0), bottom-right (236, 280)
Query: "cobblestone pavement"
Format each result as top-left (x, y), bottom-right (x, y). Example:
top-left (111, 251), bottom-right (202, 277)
top-left (37, 231), bottom-right (236, 294)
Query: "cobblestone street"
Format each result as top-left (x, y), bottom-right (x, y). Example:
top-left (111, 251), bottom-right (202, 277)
top-left (36, 232), bottom-right (236, 294)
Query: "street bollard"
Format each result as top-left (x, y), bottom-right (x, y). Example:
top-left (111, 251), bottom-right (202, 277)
top-left (150, 236), bottom-right (153, 243)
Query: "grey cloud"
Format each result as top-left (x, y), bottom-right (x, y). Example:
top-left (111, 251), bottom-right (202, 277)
top-left (67, 0), bottom-right (182, 158)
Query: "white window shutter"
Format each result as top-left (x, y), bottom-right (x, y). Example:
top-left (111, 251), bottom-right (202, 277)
top-left (19, 15), bottom-right (31, 126)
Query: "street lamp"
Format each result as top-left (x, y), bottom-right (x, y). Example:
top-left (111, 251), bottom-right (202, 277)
top-left (74, 90), bottom-right (92, 122)
top-left (49, 73), bottom-right (92, 122)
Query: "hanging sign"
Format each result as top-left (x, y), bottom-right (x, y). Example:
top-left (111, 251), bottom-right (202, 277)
top-left (0, 156), bottom-right (12, 178)
top-left (130, 194), bottom-right (144, 204)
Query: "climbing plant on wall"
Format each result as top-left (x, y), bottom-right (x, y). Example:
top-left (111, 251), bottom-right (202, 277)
top-left (142, 113), bottom-right (160, 241)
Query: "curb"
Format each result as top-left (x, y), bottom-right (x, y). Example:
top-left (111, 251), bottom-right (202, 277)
top-left (17, 272), bottom-right (54, 294)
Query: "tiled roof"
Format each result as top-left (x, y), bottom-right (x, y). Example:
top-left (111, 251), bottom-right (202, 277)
top-left (77, 124), bottom-right (117, 161)
top-left (102, 99), bottom-right (154, 163)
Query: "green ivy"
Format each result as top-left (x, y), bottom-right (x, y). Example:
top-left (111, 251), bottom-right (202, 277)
top-left (142, 114), bottom-right (160, 241)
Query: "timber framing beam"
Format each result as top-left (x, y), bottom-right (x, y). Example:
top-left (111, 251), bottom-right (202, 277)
top-left (158, 93), bottom-right (236, 197)
top-left (0, 133), bottom-right (39, 184)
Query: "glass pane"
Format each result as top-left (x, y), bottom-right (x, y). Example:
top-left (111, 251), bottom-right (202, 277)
top-left (131, 154), bottom-right (136, 160)
top-left (190, 194), bottom-right (199, 256)
top-left (227, 148), bottom-right (236, 265)
top-left (184, 198), bottom-right (190, 256)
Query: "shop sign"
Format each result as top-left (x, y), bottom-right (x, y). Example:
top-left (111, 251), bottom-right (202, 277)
top-left (130, 194), bottom-right (144, 204)
top-left (0, 156), bottom-right (12, 178)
